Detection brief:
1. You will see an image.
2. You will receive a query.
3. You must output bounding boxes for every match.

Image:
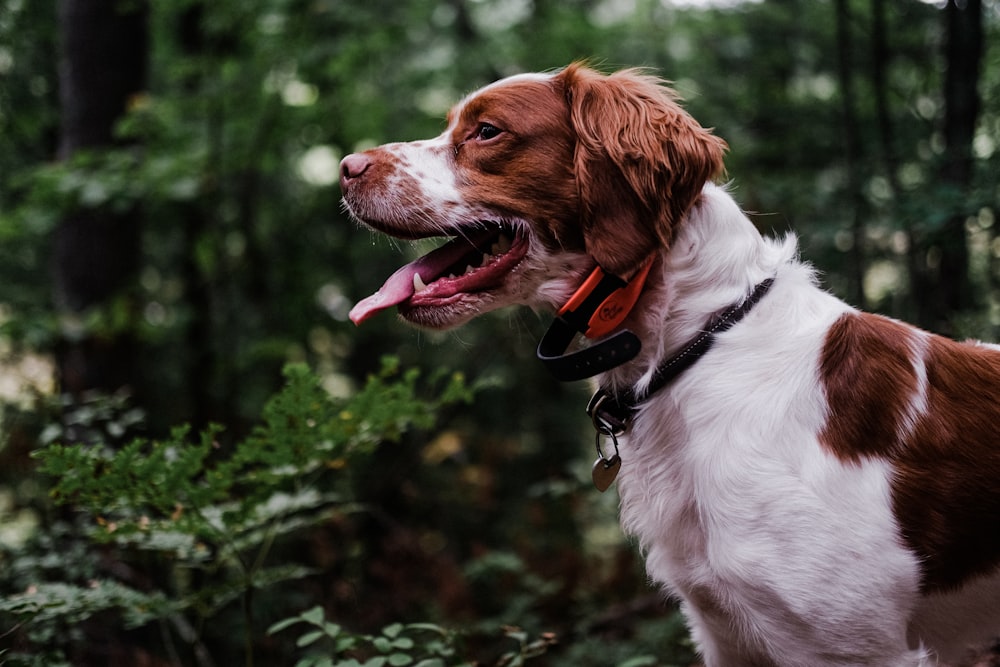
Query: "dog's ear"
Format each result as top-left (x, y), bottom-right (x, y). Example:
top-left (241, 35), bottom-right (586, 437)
top-left (557, 63), bottom-right (727, 277)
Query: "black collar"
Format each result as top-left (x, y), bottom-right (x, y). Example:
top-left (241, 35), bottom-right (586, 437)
top-left (587, 277), bottom-right (775, 434)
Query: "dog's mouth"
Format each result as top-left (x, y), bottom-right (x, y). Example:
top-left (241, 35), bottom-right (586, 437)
top-left (349, 222), bottom-right (529, 325)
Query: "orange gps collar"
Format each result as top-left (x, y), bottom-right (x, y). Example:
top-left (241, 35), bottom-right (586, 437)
top-left (537, 259), bottom-right (653, 381)
top-left (558, 260), bottom-right (654, 339)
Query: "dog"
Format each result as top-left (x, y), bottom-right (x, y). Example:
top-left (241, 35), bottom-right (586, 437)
top-left (339, 63), bottom-right (1000, 666)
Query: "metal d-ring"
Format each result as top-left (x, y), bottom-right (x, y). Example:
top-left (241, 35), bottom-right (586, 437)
top-left (588, 392), bottom-right (625, 434)
top-left (594, 426), bottom-right (620, 464)
top-left (588, 393), bottom-right (622, 464)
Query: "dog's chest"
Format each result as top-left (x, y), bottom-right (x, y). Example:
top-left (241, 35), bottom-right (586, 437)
top-left (609, 347), bottom-right (871, 578)
top-left (611, 372), bottom-right (926, 642)
top-left (614, 399), bottom-right (714, 581)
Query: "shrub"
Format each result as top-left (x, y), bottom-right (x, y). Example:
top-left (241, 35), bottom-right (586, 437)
top-left (1, 359), bottom-right (473, 666)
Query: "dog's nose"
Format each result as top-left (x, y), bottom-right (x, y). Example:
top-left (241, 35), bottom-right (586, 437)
top-left (339, 153), bottom-right (371, 189)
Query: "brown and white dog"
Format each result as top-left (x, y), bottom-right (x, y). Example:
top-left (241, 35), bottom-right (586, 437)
top-left (339, 63), bottom-right (1000, 666)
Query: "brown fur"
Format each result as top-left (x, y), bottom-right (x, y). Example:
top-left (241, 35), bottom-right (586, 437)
top-left (558, 63), bottom-right (727, 276)
top-left (820, 312), bottom-right (1000, 592)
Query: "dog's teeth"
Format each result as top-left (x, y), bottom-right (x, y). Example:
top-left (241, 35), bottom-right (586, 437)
top-left (464, 264), bottom-right (476, 275)
top-left (490, 243), bottom-right (501, 255)
top-left (481, 253), bottom-right (490, 265)
top-left (496, 235), bottom-right (512, 254)
top-left (413, 273), bottom-right (427, 292)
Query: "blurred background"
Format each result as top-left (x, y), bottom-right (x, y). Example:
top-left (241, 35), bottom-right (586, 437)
top-left (0, 0), bottom-right (996, 665)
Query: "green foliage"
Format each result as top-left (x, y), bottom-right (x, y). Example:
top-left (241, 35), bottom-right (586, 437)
top-left (268, 605), bottom-right (558, 667)
top-left (3, 360), bottom-right (472, 664)
top-left (0, 580), bottom-right (172, 632)
top-left (553, 613), bottom-right (696, 667)
top-left (35, 360), bottom-right (469, 534)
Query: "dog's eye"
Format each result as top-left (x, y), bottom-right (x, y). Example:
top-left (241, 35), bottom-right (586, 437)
top-left (474, 123), bottom-right (503, 141)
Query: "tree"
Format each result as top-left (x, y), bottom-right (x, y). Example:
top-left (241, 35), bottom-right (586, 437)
top-left (869, 0), bottom-right (913, 319)
top-left (52, 0), bottom-right (149, 402)
top-left (834, 0), bottom-right (867, 309)
top-left (913, 0), bottom-right (984, 334)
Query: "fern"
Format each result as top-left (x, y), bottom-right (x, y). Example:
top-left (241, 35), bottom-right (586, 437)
top-left (5, 359), bottom-right (473, 665)
top-left (267, 605), bottom-right (557, 667)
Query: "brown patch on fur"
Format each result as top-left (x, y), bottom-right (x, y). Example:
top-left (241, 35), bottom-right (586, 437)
top-left (819, 313), bottom-right (919, 460)
top-left (820, 312), bottom-right (1000, 592)
top-left (895, 335), bottom-right (1000, 591)
top-left (450, 77), bottom-right (584, 255)
top-left (556, 63), bottom-right (727, 276)
top-left (444, 65), bottom-right (729, 277)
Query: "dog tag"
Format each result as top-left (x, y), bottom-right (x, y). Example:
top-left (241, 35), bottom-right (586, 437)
top-left (591, 454), bottom-right (621, 492)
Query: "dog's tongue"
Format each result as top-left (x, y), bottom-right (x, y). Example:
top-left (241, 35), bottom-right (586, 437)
top-left (349, 229), bottom-right (494, 325)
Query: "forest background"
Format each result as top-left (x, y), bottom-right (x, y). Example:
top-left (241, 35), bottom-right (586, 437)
top-left (0, 0), bottom-right (997, 665)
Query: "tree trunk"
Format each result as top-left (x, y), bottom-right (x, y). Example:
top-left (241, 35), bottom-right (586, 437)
top-left (870, 0), bottom-right (915, 321)
top-left (173, 2), bottom-right (219, 431)
top-left (834, 0), bottom-right (867, 310)
top-left (914, 0), bottom-right (983, 334)
top-left (53, 0), bottom-right (148, 398)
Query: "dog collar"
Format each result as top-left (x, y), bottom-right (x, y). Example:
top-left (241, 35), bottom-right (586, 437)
top-left (536, 259), bottom-right (654, 381)
top-left (588, 277), bottom-right (775, 433)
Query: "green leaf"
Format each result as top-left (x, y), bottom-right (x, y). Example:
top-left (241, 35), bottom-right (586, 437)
top-left (299, 604), bottom-right (326, 626)
top-left (296, 630), bottom-right (325, 647)
top-left (267, 615), bottom-right (303, 635)
top-left (335, 635), bottom-right (358, 652)
top-left (405, 623), bottom-right (448, 635)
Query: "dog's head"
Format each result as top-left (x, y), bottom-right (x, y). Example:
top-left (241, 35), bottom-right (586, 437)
top-left (341, 63), bottom-right (726, 329)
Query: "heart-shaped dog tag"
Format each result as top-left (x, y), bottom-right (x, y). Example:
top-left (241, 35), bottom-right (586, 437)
top-left (591, 454), bottom-right (621, 492)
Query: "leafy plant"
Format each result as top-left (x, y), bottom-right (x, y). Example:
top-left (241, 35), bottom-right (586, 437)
top-left (2, 359), bottom-right (472, 666)
top-left (268, 605), bottom-right (557, 667)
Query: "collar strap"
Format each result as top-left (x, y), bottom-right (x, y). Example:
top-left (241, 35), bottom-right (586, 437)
top-left (588, 277), bottom-right (775, 430)
top-left (537, 260), bottom-right (653, 382)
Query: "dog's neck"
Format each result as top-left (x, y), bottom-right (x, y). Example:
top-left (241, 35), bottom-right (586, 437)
top-left (599, 184), bottom-right (794, 396)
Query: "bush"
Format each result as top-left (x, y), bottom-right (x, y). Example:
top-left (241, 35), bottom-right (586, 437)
top-left (0, 359), bottom-right (474, 666)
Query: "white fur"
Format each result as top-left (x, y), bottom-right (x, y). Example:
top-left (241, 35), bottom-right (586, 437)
top-left (898, 331), bottom-right (931, 445)
top-left (381, 136), bottom-right (464, 232)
